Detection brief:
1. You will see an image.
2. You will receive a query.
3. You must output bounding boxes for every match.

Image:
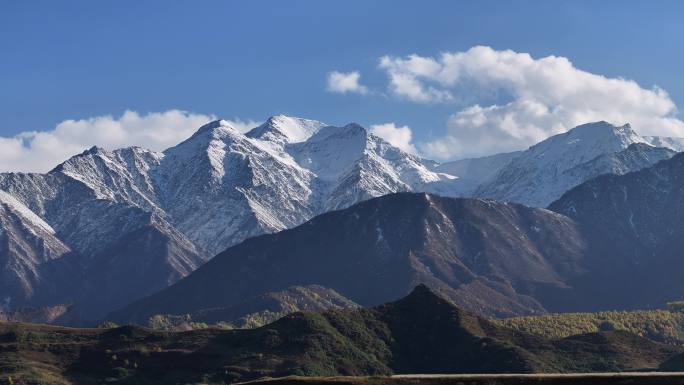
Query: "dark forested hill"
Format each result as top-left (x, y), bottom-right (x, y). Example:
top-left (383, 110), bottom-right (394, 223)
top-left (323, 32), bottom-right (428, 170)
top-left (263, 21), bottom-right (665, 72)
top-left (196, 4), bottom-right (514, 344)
top-left (1, 286), bottom-right (679, 385)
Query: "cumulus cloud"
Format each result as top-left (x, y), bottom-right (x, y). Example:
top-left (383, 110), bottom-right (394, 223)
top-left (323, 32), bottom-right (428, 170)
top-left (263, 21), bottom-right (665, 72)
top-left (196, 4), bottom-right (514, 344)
top-left (379, 56), bottom-right (454, 103)
top-left (370, 123), bottom-right (417, 154)
top-left (0, 110), bottom-right (259, 173)
top-left (378, 46), bottom-right (684, 159)
top-left (326, 71), bottom-right (369, 94)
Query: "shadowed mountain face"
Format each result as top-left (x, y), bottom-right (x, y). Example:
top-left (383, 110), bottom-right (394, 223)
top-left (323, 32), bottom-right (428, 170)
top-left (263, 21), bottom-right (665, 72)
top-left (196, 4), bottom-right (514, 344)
top-left (549, 152), bottom-right (684, 311)
top-left (1, 286), bottom-right (678, 385)
top-left (111, 193), bottom-right (592, 323)
top-left (0, 171), bottom-right (207, 321)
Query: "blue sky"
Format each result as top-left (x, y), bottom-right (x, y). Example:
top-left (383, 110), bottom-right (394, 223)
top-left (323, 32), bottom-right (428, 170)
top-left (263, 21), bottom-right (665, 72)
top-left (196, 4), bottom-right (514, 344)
top-left (2, 1), bottom-right (684, 170)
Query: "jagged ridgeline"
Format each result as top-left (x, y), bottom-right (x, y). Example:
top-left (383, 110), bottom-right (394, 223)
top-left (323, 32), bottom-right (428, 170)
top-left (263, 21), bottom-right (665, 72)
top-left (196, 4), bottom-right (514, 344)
top-left (1, 116), bottom-right (684, 323)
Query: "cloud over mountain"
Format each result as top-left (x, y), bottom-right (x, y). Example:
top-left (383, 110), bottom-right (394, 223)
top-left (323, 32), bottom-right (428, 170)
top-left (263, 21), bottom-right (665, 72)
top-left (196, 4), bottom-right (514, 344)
top-left (0, 110), bottom-right (259, 172)
top-left (376, 46), bottom-right (684, 159)
top-left (370, 122), bottom-right (417, 154)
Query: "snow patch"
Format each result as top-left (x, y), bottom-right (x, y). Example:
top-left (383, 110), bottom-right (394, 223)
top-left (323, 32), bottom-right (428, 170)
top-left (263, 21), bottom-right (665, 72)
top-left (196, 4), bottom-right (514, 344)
top-left (0, 190), bottom-right (55, 234)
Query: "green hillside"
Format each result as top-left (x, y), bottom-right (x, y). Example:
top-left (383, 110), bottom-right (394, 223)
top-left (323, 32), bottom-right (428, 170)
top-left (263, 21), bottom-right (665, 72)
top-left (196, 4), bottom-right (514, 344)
top-left (1, 286), bottom-right (681, 385)
top-left (496, 309), bottom-right (684, 344)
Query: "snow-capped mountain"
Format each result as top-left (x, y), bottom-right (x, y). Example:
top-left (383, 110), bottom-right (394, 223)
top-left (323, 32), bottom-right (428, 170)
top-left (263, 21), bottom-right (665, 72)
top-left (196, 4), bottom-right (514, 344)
top-left (1, 115), bottom-right (682, 321)
top-left (153, 116), bottom-right (450, 254)
top-left (474, 122), bottom-right (682, 207)
top-left (643, 135), bottom-right (684, 151)
top-left (426, 151), bottom-right (522, 196)
top-left (0, 115), bottom-right (454, 318)
top-left (0, 145), bottom-right (208, 319)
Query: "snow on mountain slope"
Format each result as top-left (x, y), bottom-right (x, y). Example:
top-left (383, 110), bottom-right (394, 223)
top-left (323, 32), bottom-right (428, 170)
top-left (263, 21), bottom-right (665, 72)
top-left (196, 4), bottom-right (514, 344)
top-left (72, 206), bottom-right (206, 319)
top-left (0, 190), bottom-right (56, 235)
top-left (3, 117), bottom-right (678, 262)
top-left (426, 151), bottom-right (522, 196)
top-left (4, 115), bottom-right (683, 321)
top-left (0, 148), bottom-right (205, 317)
top-left (0, 145), bottom-right (164, 235)
top-left (0, 115), bottom-right (454, 270)
top-left (0, 172), bottom-right (89, 223)
top-left (644, 136), bottom-right (684, 152)
top-left (289, 124), bottom-right (370, 180)
top-left (155, 119), bottom-right (320, 254)
top-left (475, 122), bottom-right (680, 207)
top-left (154, 119), bottom-right (453, 253)
top-left (0, 190), bottom-right (72, 309)
top-left (247, 115), bottom-right (326, 144)
top-left (564, 143), bottom-right (675, 181)
top-left (51, 146), bottom-right (164, 212)
top-left (289, 123), bottom-right (447, 210)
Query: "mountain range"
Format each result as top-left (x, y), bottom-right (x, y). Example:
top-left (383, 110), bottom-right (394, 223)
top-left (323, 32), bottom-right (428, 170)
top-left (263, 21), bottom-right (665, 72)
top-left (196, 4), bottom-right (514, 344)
top-left (0, 115), bottom-right (682, 322)
top-left (0, 115), bottom-right (453, 319)
top-left (475, 122), bottom-right (682, 206)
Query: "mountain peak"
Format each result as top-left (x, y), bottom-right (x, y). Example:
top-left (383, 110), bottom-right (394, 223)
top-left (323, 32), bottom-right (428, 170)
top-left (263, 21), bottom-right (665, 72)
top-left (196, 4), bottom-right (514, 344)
top-left (49, 145), bottom-right (112, 174)
top-left (247, 115), bottom-right (326, 143)
top-left (168, 120), bottom-right (242, 153)
top-left (570, 120), bottom-right (629, 131)
top-left (574, 120), bottom-right (620, 129)
top-left (190, 119), bottom-right (238, 137)
top-left (474, 121), bottom-right (661, 207)
top-left (82, 145), bottom-right (107, 155)
top-left (343, 122), bottom-right (367, 134)
top-left (523, 120), bottom-right (645, 158)
top-left (405, 283), bottom-right (440, 300)
top-left (563, 121), bottom-right (643, 145)
top-left (306, 122), bottom-right (367, 144)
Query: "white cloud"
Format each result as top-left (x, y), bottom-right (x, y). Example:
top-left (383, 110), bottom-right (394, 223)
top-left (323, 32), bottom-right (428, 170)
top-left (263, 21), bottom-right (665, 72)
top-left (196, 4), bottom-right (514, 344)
top-left (370, 122), bottom-right (417, 154)
top-left (379, 46), bottom-right (684, 159)
top-left (0, 110), bottom-right (260, 173)
top-left (379, 55), bottom-right (454, 103)
top-left (326, 71), bottom-right (369, 94)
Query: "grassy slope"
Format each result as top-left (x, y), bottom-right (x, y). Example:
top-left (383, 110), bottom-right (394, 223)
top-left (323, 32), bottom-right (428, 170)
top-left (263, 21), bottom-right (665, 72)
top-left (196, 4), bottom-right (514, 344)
top-left (496, 310), bottom-right (684, 344)
top-left (0, 286), bottom-right (681, 385)
top-left (147, 285), bottom-right (360, 330)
